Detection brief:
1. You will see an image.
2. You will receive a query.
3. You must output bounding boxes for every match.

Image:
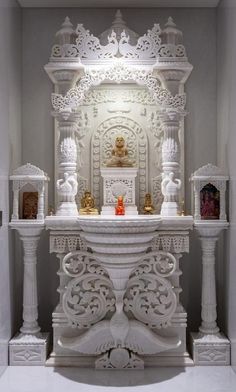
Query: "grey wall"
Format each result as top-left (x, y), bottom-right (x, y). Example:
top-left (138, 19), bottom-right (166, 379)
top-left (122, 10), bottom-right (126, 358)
top-left (22, 8), bottom-right (217, 333)
top-left (217, 0), bottom-right (236, 370)
top-left (0, 0), bottom-right (22, 368)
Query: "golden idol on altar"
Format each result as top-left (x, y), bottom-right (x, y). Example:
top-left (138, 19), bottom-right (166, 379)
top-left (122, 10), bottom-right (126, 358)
top-left (106, 136), bottom-right (134, 167)
top-left (143, 193), bottom-right (155, 215)
top-left (79, 191), bottom-right (99, 215)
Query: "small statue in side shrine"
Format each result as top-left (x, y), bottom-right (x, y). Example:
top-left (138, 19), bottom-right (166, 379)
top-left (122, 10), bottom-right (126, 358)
top-left (79, 191), bottom-right (99, 215)
top-left (143, 193), bottom-right (155, 214)
top-left (106, 136), bottom-right (134, 167)
top-left (115, 195), bottom-right (125, 215)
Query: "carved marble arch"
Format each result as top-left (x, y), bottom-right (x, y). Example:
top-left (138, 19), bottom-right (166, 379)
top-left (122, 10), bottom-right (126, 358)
top-left (91, 116), bottom-right (148, 211)
top-left (52, 64), bottom-right (186, 112)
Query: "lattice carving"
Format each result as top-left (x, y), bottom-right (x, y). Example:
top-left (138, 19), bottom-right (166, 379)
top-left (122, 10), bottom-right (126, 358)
top-left (152, 235), bottom-right (189, 253)
top-left (91, 116), bottom-right (148, 210)
top-left (50, 22), bottom-right (187, 62)
top-left (82, 88), bottom-right (156, 106)
top-left (12, 163), bottom-right (45, 176)
top-left (50, 235), bottom-right (87, 253)
top-left (124, 252), bottom-right (177, 328)
top-left (104, 178), bottom-right (134, 204)
top-left (75, 175), bottom-right (88, 209)
top-left (151, 175), bottom-right (163, 214)
top-left (62, 251), bottom-right (115, 328)
top-left (51, 64), bottom-right (186, 112)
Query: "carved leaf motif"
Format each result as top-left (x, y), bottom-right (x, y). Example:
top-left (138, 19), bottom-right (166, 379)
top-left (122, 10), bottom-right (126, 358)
top-left (62, 251), bottom-right (116, 328)
top-left (124, 252), bottom-right (177, 328)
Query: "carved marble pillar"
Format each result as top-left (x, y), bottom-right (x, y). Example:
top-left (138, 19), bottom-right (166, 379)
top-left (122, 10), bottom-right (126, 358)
top-left (12, 181), bottom-right (20, 220)
top-left (54, 111), bottom-right (80, 216)
top-left (37, 183), bottom-right (45, 221)
top-left (159, 110), bottom-right (183, 216)
top-left (9, 223), bottom-right (49, 365)
top-left (191, 222), bottom-right (230, 365)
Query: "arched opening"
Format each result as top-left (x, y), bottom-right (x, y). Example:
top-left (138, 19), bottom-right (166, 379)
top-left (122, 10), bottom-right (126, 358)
top-left (200, 183), bottom-right (220, 220)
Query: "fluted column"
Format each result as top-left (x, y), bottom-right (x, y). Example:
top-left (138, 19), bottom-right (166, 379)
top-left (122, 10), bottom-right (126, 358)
top-left (12, 182), bottom-right (19, 220)
top-left (199, 236), bottom-right (219, 334)
top-left (10, 224), bottom-right (44, 335)
top-left (9, 223), bottom-right (50, 365)
top-left (37, 183), bottom-right (45, 221)
top-left (195, 222), bottom-right (229, 335)
top-left (159, 110), bottom-right (183, 216)
top-left (191, 221), bottom-right (230, 365)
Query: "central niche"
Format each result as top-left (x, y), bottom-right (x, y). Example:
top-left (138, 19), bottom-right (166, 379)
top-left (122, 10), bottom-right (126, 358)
top-left (68, 82), bottom-right (183, 213)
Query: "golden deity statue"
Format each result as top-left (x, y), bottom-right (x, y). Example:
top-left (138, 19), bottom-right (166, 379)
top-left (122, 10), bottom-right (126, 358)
top-left (79, 191), bottom-right (99, 215)
top-left (106, 136), bottom-right (133, 167)
top-left (143, 193), bottom-right (155, 214)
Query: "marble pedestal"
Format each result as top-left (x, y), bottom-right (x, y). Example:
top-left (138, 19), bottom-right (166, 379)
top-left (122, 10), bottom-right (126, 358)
top-left (191, 221), bottom-right (230, 365)
top-left (100, 167), bottom-right (138, 215)
top-left (9, 222), bottom-right (49, 366)
top-left (191, 333), bottom-right (230, 365)
top-left (45, 215), bottom-right (193, 368)
top-left (9, 333), bottom-right (50, 366)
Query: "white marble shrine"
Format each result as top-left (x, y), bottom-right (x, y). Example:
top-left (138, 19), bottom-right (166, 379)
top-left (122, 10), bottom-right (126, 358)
top-left (9, 11), bottom-right (230, 368)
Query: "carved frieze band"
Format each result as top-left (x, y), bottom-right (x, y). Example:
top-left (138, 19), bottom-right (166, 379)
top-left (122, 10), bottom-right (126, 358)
top-left (151, 235), bottom-right (189, 253)
top-left (50, 234), bottom-right (87, 253)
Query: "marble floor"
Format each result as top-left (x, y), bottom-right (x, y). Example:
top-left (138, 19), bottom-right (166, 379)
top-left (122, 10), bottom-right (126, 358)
top-left (0, 366), bottom-right (236, 392)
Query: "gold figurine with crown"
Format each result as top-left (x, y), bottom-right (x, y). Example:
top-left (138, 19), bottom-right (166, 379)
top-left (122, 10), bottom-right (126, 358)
top-left (143, 193), bottom-right (155, 214)
top-left (79, 191), bottom-right (99, 215)
top-left (106, 136), bottom-right (134, 167)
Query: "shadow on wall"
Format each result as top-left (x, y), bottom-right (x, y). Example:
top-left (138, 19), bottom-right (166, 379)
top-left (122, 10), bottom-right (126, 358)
top-left (37, 230), bottom-right (59, 333)
top-left (54, 366), bottom-right (186, 387)
top-left (181, 230), bottom-right (202, 333)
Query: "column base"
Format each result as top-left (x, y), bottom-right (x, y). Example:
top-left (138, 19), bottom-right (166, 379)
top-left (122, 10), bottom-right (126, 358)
top-left (190, 332), bottom-right (230, 365)
top-left (56, 202), bottom-right (78, 216)
top-left (161, 202), bottom-right (180, 216)
top-left (9, 332), bottom-right (50, 366)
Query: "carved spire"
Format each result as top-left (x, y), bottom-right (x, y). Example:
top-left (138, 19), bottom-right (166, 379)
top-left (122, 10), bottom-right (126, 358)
top-left (99, 9), bottom-right (139, 45)
top-left (161, 16), bottom-right (183, 45)
top-left (55, 16), bottom-right (77, 45)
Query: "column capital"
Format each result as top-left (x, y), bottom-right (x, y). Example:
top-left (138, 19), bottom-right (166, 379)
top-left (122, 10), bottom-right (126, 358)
top-left (194, 221), bottom-right (229, 239)
top-left (158, 108), bottom-right (186, 123)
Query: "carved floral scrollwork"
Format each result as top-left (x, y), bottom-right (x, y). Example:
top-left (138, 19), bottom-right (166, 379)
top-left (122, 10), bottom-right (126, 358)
top-left (124, 252), bottom-right (177, 329)
top-left (62, 251), bottom-right (116, 328)
top-left (51, 64), bottom-right (186, 112)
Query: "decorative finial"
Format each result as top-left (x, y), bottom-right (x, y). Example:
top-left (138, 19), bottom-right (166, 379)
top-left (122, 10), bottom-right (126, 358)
top-left (113, 9), bottom-right (126, 27)
top-left (63, 16), bottom-right (73, 28)
top-left (56, 16), bottom-right (76, 45)
top-left (161, 16), bottom-right (183, 45)
top-left (165, 16), bottom-right (176, 28)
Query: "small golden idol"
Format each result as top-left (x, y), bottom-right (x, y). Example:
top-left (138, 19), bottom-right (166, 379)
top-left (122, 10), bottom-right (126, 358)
top-left (79, 191), bottom-right (98, 215)
top-left (143, 193), bottom-right (155, 214)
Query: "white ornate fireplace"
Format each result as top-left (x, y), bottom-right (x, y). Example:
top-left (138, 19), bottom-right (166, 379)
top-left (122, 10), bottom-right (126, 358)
top-left (8, 10), bottom-right (230, 368)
